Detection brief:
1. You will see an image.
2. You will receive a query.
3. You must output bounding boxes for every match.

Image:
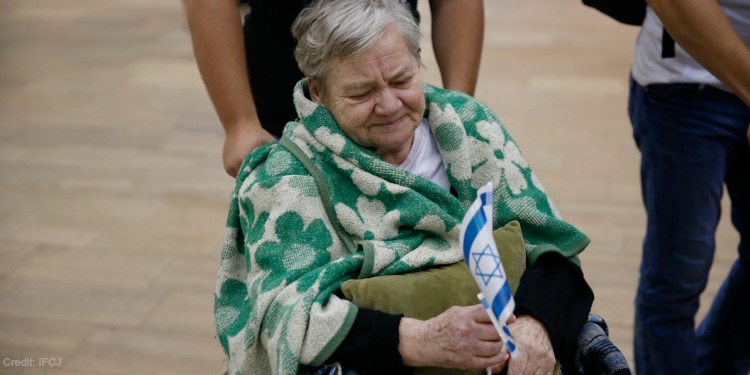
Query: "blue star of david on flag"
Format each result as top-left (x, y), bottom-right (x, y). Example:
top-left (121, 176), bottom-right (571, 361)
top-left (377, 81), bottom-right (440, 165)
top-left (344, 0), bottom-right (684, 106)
top-left (460, 182), bottom-right (518, 358)
top-left (472, 244), bottom-right (505, 286)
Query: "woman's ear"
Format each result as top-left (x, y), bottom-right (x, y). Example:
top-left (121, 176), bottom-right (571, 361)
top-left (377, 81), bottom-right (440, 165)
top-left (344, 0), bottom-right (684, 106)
top-left (307, 77), bottom-right (323, 104)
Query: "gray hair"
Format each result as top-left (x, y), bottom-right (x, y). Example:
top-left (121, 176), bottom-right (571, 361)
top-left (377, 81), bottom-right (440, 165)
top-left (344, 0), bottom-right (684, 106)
top-left (292, 0), bottom-right (422, 86)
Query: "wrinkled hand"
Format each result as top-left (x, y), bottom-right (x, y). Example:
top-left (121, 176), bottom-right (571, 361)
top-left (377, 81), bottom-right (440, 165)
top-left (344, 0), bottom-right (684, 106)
top-left (223, 120), bottom-right (276, 177)
top-left (507, 316), bottom-right (555, 375)
top-left (399, 305), bottom-right (510, 373)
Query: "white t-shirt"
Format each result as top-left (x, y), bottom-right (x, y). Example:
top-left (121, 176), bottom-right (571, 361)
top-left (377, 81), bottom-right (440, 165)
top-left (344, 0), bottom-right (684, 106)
top-left (399, 119), bottom-right (451, 191)
top-left (632, 1), bottom-right (750, 89)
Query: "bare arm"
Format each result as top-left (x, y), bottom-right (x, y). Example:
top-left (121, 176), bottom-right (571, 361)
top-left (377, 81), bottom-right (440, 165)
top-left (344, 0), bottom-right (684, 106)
top-left (428, 0), bottom-right (484, 96)
top-left (183, 0), bottom-right (274, 177)
top-left (647, 0), bottom-right (750, 105)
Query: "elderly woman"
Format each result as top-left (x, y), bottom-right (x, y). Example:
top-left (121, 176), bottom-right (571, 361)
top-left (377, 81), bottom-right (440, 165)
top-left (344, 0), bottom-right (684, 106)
top-left (214, 0), bottom-right (594, 374)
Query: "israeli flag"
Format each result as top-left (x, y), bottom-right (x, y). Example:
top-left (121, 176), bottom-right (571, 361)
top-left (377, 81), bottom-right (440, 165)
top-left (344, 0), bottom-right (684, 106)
top-left (460, 182), bottom-right (518, 358)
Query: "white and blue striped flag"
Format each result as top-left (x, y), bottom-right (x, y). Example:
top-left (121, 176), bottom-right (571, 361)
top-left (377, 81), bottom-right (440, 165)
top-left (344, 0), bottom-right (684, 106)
top-left (460, 182), bottom-right (518, 358)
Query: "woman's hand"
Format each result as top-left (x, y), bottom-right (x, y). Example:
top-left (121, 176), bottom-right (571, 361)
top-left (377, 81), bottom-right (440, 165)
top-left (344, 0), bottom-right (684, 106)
top-left (506, 315), bottom-right (556, 375)
top-left (399, 305), bottom-right (510, 373)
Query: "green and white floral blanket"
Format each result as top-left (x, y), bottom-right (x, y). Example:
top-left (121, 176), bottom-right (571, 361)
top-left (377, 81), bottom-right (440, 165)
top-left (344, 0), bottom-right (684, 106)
top-left (215, 81), bottom-right (590, 375)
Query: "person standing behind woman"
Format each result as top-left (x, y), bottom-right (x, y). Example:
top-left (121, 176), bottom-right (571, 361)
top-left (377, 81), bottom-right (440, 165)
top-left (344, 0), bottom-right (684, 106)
top-left (629, 0), bottom-right (750, 374)
top-left (183, 0), bottom-right (484, 178)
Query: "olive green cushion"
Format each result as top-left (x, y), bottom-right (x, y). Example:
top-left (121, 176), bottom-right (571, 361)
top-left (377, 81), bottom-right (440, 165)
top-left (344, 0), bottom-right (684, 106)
top-left (340, 221), bottom-right (527, 375)
top-left (341, 220), bottom-right (526, 319)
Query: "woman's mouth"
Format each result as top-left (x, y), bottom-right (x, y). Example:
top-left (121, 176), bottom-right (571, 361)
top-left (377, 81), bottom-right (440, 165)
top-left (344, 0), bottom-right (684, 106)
top-left (375, 115), bottom-right (405, 127)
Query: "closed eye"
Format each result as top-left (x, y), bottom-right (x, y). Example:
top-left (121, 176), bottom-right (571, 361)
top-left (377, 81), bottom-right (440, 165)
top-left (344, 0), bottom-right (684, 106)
top-left (348, 90), bottom-right (371, 100)
top-left (391, 75), bottom-right (415, 88)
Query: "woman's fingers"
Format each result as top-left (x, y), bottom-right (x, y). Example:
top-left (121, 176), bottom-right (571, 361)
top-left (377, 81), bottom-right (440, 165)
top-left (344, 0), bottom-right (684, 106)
top-left (507, 314), bottom-right (517, 324)
top-left (487, 347), bottom-right (511, 373)
top-left (474, 346), bottom-right (509, 373)
top-left (419, 305), bottom-right (510, 370)
top-left (470, 338), bottom-right (505, 357)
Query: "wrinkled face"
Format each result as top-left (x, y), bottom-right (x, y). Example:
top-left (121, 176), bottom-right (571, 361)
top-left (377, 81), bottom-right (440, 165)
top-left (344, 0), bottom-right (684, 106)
top-left (308, 27), bottom-right (425, 164)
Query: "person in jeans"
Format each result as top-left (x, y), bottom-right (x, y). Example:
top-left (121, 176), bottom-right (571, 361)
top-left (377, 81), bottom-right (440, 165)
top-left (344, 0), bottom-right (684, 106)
top-left (629, 0), bottom-right (750, 373)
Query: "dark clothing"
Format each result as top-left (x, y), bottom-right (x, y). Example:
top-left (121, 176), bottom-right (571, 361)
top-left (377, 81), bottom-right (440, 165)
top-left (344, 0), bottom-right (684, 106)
top-left (326, 309), bottom-right (411, 375)
top-left (629, 77), bottom-right (750, 375)
top-left (243, 1), bottom-right (307, 136)
top-left (515, 252), bottom-right (595, 372)
top-left (241, 0), bottom-right (419, 137)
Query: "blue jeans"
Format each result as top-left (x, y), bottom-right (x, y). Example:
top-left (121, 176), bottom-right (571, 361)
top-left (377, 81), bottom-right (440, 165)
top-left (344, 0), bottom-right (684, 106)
top-left (629, 77), bottom-right (750, 375)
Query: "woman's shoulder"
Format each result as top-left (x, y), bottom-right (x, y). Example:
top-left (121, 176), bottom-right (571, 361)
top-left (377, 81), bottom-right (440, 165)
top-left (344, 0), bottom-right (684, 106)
top-left (422, 83), bottom-right (500, 123)
top-left (235, 141), bottom-right (316, 193)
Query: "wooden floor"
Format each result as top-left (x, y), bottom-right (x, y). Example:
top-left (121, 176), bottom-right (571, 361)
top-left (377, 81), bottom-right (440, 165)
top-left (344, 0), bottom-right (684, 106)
top-left (0, 1), bottom-right (740, 374)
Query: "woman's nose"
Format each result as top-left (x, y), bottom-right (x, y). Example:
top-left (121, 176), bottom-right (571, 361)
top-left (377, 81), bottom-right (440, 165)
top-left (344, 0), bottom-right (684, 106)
top-left (374, 88), bottom-right (401, 115)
